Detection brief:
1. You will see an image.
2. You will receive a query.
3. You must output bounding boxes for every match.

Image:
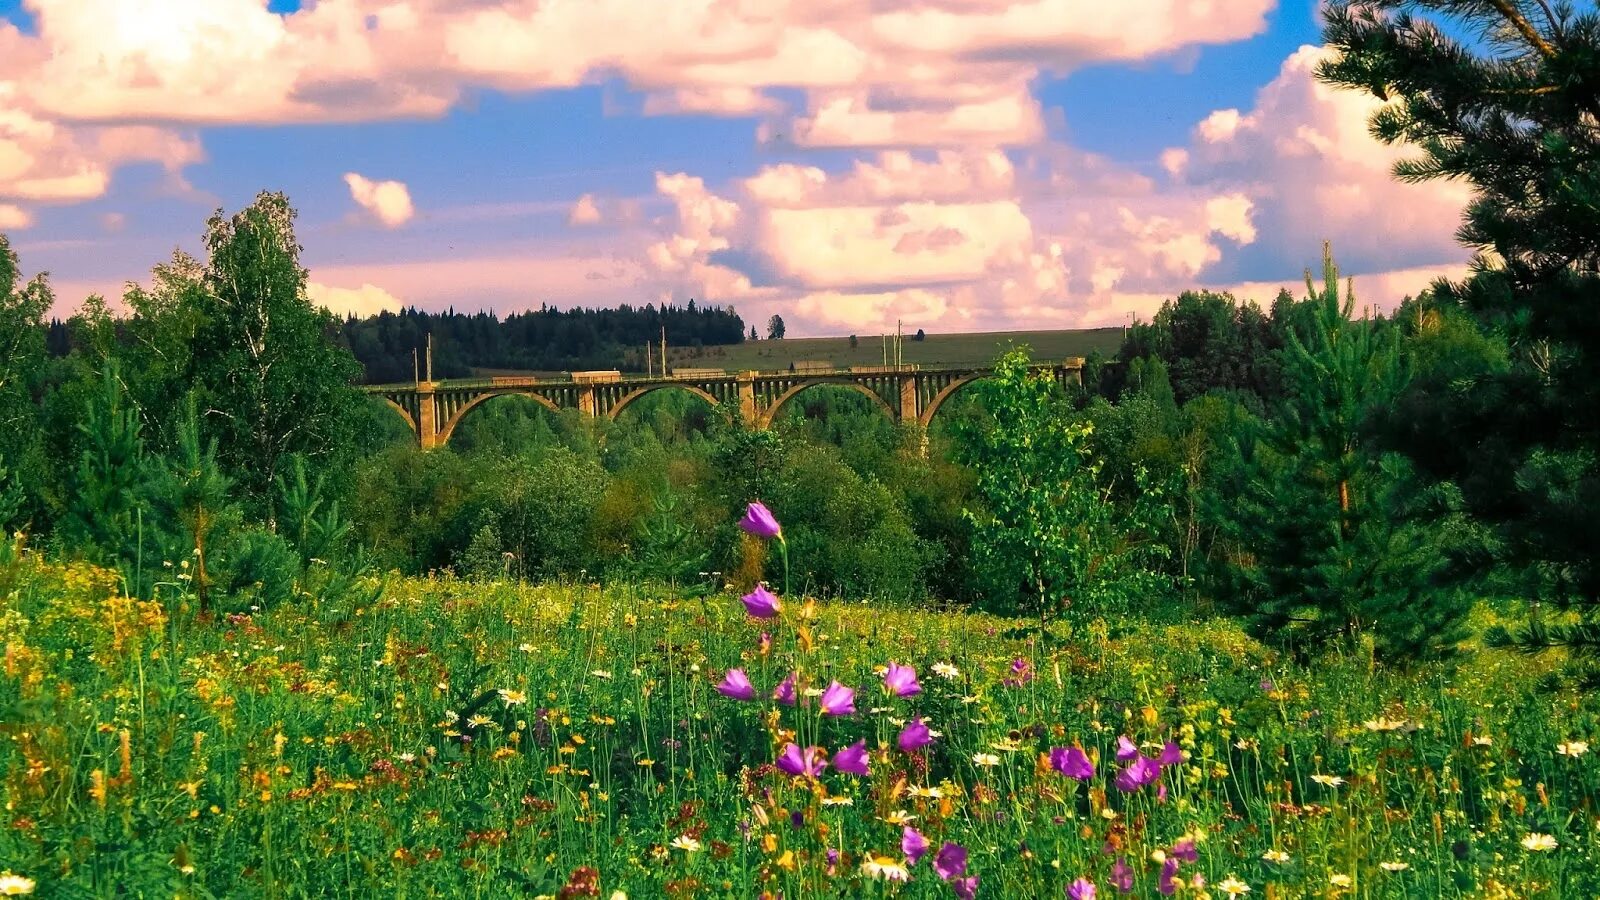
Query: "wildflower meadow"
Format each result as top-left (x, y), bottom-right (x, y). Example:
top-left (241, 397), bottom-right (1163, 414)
top-left (2, 504), bottom-right (1596, 898)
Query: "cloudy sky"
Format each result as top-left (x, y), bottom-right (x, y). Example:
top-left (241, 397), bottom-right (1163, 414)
top-left (1, 0), bottom-right (1472, 335)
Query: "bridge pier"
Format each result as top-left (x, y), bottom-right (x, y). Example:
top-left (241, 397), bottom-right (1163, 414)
top-left (897, 373), bottom-right (918, 424)
top-left (737, 371), bottom-right (758, 425)
top-left (417, 383), bottom-right (439, 450)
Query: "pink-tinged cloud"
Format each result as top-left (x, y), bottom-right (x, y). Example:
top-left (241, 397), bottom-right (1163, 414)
top-left (568, 194), bottom-right (603, 226)
top-left (344, 173), bottom-right (415, 228)
top-left (605, 43), bottom-right (1471, 336)
top-left (307, 280), bottom-right (406, 318)
top-left (1162, 45), bottom-right (1471, 276)
top-left (1, 81), bottom-right (203, 204)
top-left (0, 204), bottom-right (31, 229)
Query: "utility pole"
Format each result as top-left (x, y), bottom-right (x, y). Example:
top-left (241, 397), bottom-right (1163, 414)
top-left (896, 319), bottom-right (903, 368)
top-left (661, 325), bottom-right (668, 376)
top-left (412, 347), bottom-right (419, 384)
top-left (425, 333), bottom-right (434, 383)
top-left (882, 333), bottom-right (888, 366)
top-left (646, 340), bottom-right (653, 377)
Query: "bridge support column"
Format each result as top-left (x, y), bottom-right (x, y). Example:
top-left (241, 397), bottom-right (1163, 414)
top-left (1063, 357), bottom-right (1085, 388)
top-left (897, 374), bottom-right (918, 425)
top-left (416, 383), bottom-right (439, 450)
top-left (737, 371), bottom-right (759, 427)
top-left (578, 385), bottom-right (597, 418)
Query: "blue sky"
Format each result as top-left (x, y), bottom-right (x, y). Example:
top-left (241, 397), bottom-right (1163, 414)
top-left (0, 0), bottom-right (1470, 333)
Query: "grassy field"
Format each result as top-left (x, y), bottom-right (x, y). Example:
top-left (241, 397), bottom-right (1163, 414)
top-left (2, 540), bottom-right (1596, 898)
top-left (468, 329), bottom-right (1127, 380)
top-left (665, 328), bottom-right (1126, 372)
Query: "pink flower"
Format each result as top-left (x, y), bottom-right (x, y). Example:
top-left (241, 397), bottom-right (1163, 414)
top-left (898, 717), bottom-right (933, 752)
top-left (1159, 857), bottom-right (1181, 895)
top-left (1115, 735), bottom-right (1138, 761)
top-left (1068, 878), bottom-right (1098, 900)
top-left (1111, 857), bottom-right (1134, 893)
top-left (715, 668), bottom-right (756, 701)
top-left (883, 662), bottom-right (922, 697)
top-left (741, 585), bottom-right (781, 619)
top-left (1158, 742), bottom-right (1184, 767)
top-left (934, 843), bottom-right (968, 881)
top-left (819, 681), bottom-right (856, 717)
top-left (833, 740), bottom-right (870, 776)
top-left (953, 877), bottom-right (978, 900)
top-left (902, 826), bottom-right (929, 865)
top-left (1049, 746), bottom-right (1095, 780)
top-left (776, 743), bottom-right (827, 779)
top-left (738, 502), bottom-right (783, 540)
top-left (772, 672), bottom-right (796, 706)
top-left (1115, 754), bottom-right (1161, 792)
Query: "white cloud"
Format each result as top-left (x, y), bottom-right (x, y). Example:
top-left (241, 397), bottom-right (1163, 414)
top-left (343, 172), bottom-right (415, 228)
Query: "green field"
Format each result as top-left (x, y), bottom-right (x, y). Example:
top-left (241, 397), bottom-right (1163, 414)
top-left (4, 549), bottom-right (1595, 897)
top-left (468, 329), bottom-right (1127, 380)
top-left (665, 328), bottom-right (1125, 372)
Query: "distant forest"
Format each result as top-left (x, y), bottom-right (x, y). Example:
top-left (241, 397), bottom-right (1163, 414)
top-left (321, 302), bottom-right (744, 383)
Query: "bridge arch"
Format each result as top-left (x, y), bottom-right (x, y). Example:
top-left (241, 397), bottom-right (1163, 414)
top-left (761, 379), bottom-right (897, 430)
top-left (919, 373), bottom-right (990, 428)
top-left (437, 390), bottom-right (562, 447)
top-left (376, 397), bottom-right (418, 438)
top-left (605, 383), bottom-right (721, 422)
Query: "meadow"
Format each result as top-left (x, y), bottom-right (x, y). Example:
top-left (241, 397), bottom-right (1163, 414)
top-left (3, 528), bottom-right (1595, 899)
top-left (657, 328), bottom-right (1126, 374)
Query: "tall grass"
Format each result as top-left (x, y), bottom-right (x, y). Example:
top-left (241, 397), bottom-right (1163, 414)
top-left (2, 554), bottom-right (1596, 897)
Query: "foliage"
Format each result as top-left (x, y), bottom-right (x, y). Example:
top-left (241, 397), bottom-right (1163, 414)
top-left (1211, 247), bottom-right (1475, 661)
top-left (1112, 290), bottom-right (1282, 406)
top-left (1321, 0), bottom-right (1600, 666)
top-left (0, 234), bottom-right (52, 528)
top-left (955, 348), bottom-right (1170, 622)
top-left (59, 363), bottom-right (148, 566)
top-left (190, 191), bottom-right (366, 510)
top-left (766, 314), bottom-right (787, 340)
top-left (142, 401), bottom-right (239, 611)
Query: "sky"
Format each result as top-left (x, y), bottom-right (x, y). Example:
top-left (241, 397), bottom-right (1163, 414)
top-left (0, 0), bottom-right (1475, 336)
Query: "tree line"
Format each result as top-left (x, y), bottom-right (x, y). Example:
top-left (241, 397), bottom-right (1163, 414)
top-left (337, 302), bottom-right (747, 384)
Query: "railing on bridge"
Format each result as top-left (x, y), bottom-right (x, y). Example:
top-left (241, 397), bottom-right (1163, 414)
top-left (365, 360), bottom-right (1084, 449)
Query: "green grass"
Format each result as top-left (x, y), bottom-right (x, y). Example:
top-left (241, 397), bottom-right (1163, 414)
top-left (2, 554), bottom-right (1597, 897)
top-left (666, 328), bottom-right (1125, 372)
top-left (469, 329), bottom-right (1127, 380)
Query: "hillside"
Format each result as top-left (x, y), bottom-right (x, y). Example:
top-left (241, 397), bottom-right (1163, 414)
top-left (466, 328), bottom-right (1125, 377)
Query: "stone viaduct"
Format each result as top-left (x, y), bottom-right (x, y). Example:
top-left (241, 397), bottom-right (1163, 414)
top-left (365, 361), bottom-right (1084, 450)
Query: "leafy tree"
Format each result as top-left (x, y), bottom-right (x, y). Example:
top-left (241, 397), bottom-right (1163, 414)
top-left (954, 348), bottom-right (1169, 623)
top-left (766, 315), bottom-right (786, 340)
top-left (914, 328), bottom-right (926, 342)
top-left (60, 364), bottom-right (148, 566)
top-left (1212, 247), bottom-right (1474, 660)
top-left (190, 192), bottom-right (365, 510)
top-left (1114, 290), bottom-right (1282, 406)
top-left (0, 235), bottom-right (52, 528)
top-left (1321, 0), bottom-right (1600, 661)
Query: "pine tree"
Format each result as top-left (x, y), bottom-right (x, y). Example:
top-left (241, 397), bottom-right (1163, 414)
top-left (276, 455), bottom-right (352, 566)
top-left (1215, 246), bottom-right (1474, 660)
top-left (61, 363), bottom-right (148, 566)
top-left (146, 399), bottom-right (238, 611)
top-left (1321, 1), bottom-right (1600, 663)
